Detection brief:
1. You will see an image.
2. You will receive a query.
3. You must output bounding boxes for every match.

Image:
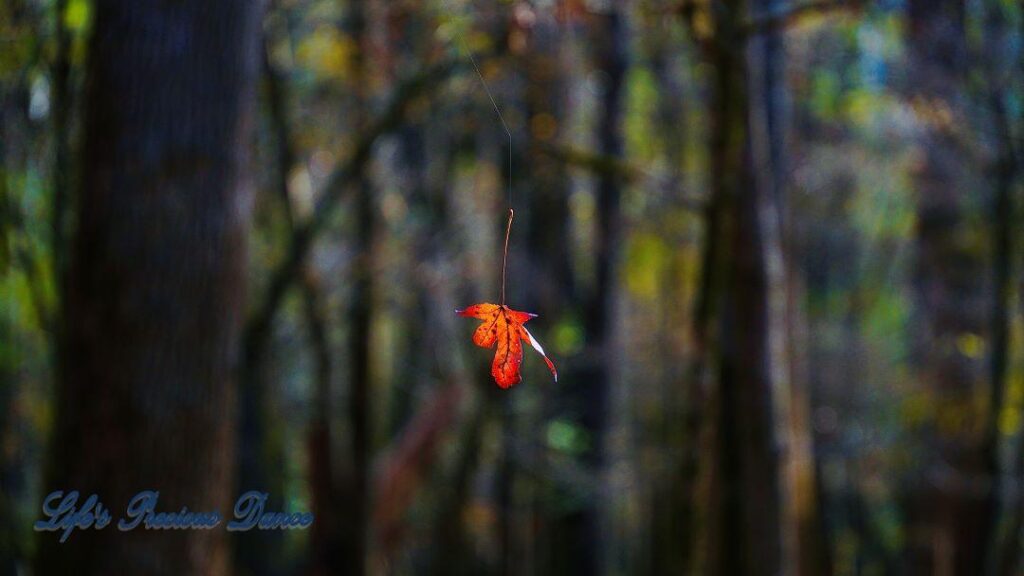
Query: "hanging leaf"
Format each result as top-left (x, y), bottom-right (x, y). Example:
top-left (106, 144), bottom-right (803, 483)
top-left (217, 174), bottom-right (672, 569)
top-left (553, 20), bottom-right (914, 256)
top-left (457, 303), bottom-right (558, 388)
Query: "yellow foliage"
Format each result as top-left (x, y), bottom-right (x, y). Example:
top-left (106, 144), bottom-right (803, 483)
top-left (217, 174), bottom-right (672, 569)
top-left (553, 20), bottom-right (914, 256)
top-left (296, 26), bottom-right (355, 80)
top-left (956, 332), bottom-right (985, 359)
top-left (900, 391), bottom-right (933, 428)
top-left (843, 89), bottom-right (876, 126)
top-left (65, 0), bottom-right (90, 31)
top-left (999, 407), bottom-right (1020, 438)
top-left (624, 233), bottom-right (668, 299)
top-left (692, 8), bottom-right (713, 41)
top-left (1000, 373), bottom-right (1024, 437)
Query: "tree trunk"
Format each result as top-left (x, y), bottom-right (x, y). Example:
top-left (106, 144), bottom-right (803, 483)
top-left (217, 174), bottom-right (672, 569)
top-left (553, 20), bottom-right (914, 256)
top-left (261, 18), bottom-right (341, 574)
top-left (345, 1), bottom-right (373, 573)
top-left (986, 99), bottom-right (1014, 576)
top-left (747, 2), bottom-right (830, 574)
top-left (50, 0), bottom-right (72, 334)
top-left (517, 11), bottom-right (572, 574)
top-left (904, 2), bottom-right (989, 574)
top-left (704, 1), bottom-right (787, 574)
top-left (644, 17), bottom-right (697, 575)
top-left (983, 10), bottom-right (1021, 574)
top-left (36, 0), bottom-right (263, 573)
top-left (554, 7), bottom-right (627, 574)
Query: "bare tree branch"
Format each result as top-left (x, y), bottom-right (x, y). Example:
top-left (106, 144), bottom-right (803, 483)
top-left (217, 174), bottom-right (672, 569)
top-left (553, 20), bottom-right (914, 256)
top-left (539, 143), bottom-right (646, 181)
top-left (537, 144), bottom-right (705, 211)
top-left (262, 33), bottom-right (334, 411)
top-left (243, 57), bottom-right (459, 366)
top-left (743, 0), bottom-right (864, 36)
top-left (372, 382), bottom-right (464, 554)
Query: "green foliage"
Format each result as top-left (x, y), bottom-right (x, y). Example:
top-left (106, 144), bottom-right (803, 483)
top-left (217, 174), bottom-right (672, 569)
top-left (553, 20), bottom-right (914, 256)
top-left (623, 231), bottom-right (669, 300)
top-left (624, 67), bottom-right (659, 164)
top-left (545, 418), bottom-right (589, 455)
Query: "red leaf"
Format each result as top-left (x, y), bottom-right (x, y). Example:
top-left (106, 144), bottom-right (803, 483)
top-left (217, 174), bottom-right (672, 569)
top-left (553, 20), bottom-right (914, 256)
top-left (456, 303), bottom-right (558, 388)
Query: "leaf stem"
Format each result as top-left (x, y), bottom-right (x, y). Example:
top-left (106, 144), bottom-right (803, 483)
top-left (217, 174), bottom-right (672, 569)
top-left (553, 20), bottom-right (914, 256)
top-left (501, 208), bottom-right (514, 305)
top-left (467, 53), bottom-right (515, 305)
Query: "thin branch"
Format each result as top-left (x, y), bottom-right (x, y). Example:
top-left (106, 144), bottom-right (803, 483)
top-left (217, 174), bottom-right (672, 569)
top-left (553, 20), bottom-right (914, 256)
top-left (372, 382), bottom-right (464, 554)
top-left (539, 144), bottom-right (646, 181)
top-left (263, 32), bottom-right (334, 424)
top-left (243, 57), bottom-right (460, 366)
top-left (50, 0), bottom-right (72, 306)
top-left (264, 46), bottom-right (298, 227)
top-left (537, 144), bottom-right (705, 211)
top-left (743, 0), bottom-right (864, 36)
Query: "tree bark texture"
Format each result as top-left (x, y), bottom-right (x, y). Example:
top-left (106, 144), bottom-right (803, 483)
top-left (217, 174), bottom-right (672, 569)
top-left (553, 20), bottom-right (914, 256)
top-left (37, 0), bottom-right (263, 573)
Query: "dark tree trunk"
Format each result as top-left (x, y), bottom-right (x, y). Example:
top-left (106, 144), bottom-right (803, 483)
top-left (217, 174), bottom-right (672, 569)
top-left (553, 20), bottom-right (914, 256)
top-left (984, 11), bottom-right (1021, 575)
top-left (36, 0), bottom-right (263, 573)
top-left (904, 2), bottom-right (989, 574)
top-left (556, 8), bottom-right (627, 575)
top-left (50, 0), bottom-right (71, 328)
top-left (515, 11), bottom-right (572, 575)
top-left (716, 143), bottom-right (785, 576)
top-left (986, 101), bottom-right (1014, 576)
top-left (747, 2), bottom-right (830, 574)
top-left (703, 1), bottom-right (786, 575)
top-left (393, 108), bottom-right (431, 440)
top-left (642, 16), bottom-right (699, 575)
top-left (260, 19), bottom-right (340, 575)
top-left (345, 160), bottom-right (373, 576)
top-left (428, 394), bottom-right (489, 576)
top-left (231, 28), bottom-right (300, 576)
top-left (344, 1), bottom-right (373, 573)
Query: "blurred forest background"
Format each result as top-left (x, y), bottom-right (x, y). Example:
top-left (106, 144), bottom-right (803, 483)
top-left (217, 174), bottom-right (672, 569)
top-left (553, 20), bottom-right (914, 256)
top-left (2, 0), bottom-right (1024, 574)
